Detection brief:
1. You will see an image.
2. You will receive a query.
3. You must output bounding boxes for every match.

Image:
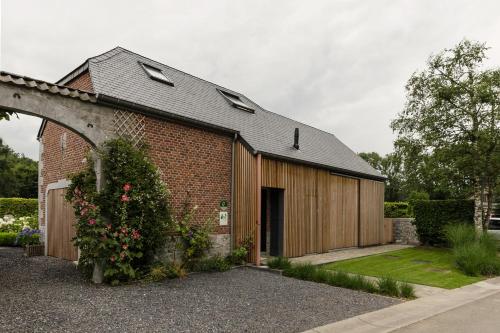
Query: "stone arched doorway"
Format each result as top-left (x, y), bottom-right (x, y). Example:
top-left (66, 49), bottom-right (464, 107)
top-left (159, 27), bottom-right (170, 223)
top-left (0, 71), bottom-right (117, 261)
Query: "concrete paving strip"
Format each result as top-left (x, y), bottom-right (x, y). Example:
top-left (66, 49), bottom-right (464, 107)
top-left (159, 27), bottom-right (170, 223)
top-left (290, 244), bottom-right (414, 266)
top-left (302, 276), bottom-right (500, 333)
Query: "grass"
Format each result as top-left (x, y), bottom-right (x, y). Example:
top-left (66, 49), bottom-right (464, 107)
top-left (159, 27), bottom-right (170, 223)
top-left (322, 247), bottom-right (483, 289)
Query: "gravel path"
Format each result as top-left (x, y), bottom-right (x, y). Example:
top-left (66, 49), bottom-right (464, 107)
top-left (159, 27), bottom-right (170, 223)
top-left (0, 247), bottom-right (399, 332)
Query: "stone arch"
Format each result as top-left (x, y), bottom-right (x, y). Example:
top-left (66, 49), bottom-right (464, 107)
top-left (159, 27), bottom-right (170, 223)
top-left (0, 72), bottom-right (115, 148)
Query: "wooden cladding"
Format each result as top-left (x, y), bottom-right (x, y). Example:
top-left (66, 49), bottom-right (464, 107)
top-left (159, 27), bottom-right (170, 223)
top-left (47, 188), bottom-right (78, 261)
top-left (359, 179), bottom-right (385, 246)
top-left (233, 142), bottom-right (258, 263)
top-left (262, 159), bottom-right (360, 257)
top-left (233, 141), bottom-right (385, 262)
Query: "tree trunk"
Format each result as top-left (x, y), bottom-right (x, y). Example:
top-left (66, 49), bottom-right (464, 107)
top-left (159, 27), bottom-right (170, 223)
top-left (473, 181), bottom-right (484, 231)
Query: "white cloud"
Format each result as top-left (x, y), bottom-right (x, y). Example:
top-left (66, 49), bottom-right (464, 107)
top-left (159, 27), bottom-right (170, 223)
top-left (1, 0), bottom-right (500, 159)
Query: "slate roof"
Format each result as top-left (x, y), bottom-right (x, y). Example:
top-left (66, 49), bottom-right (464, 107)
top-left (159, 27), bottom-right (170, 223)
top-left (61, 47), bottom-right (383, 180)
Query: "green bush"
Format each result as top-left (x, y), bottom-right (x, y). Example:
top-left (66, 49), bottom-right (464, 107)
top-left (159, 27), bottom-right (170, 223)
top-left (267, 256), bottom-right (292, 270)
top-left (384, 202), bottom-right (410, 218)
top-left (0, 215), bottom-right (38, 233)
top-left (0, 232), bottom-right (17, 246)
top-left (0, 198), bottom-right (38, 217)
top-left (15, 229), bottom-right (41, 247)
top-left (66, 139), bottom-right (172, 284)
top-left (413, 200), bottom-right (474, 245)
top-left (226, 246), bottom-right (249, 266)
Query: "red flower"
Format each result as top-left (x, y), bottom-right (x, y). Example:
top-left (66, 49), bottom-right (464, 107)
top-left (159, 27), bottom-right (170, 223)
top-left (110, 255), bottom-right (116, 262)
top-left (121, 194), bottom-right (130, 202)
top-left (122, 244), bottom-right (128, 250)
top-left (123, 183), bottom-right (132, 192)
top-left (88, 219), bottom-right (96, 226)
top-left (132, 229), bottom-right (141, 240)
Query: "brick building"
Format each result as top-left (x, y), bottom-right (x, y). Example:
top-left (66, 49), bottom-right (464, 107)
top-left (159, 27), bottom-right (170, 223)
top-left (37, 47), bottom-right (386, 263)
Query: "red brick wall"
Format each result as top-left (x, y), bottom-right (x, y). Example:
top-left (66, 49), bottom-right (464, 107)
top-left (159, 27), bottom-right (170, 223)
top-left (39, 72), bottom-right (93, 226)
top-left (145, 118), bottom-right (233, 234)
top-left (64, 71), bottom-right (94, 92)
top-left (40, 71), bottom-right (233, 235)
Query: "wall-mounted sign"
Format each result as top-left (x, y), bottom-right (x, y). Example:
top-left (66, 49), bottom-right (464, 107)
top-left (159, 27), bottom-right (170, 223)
top-left (219, 211), bottom-right (228, 226)
top-left (219, 200), bottom-right (228, 210)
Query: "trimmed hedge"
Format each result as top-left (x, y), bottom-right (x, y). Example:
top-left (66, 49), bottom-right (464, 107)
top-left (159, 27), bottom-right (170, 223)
top-left (0, 198), bottom-right (38, 217)
top-left (384, 202), bottom-right (410, 218)
top-left (413, 200), bottom-right (474, 246)
top-left (0, 232), bottom-right (18, 246)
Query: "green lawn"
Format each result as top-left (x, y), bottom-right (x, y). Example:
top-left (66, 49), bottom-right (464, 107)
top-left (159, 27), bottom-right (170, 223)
top-left (322, 247), bottom-right (483, 289)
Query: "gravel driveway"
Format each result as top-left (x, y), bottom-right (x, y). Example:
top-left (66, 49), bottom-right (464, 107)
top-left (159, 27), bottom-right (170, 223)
top-left (0, 247), bottom-right (399, 332)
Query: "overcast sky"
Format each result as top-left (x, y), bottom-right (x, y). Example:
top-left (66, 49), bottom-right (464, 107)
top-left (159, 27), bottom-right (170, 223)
top-left (1, 0), bottom-right (500, 160)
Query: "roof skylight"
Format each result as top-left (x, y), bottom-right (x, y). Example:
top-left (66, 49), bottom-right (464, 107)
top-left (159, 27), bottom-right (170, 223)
top-left (218, 90), bottom-right (254, 113)
top-left (141, 63), bottom-right (173, 86)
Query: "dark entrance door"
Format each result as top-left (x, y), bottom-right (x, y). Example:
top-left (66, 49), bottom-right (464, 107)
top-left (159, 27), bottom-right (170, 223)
top-left (261, 188), bottom-right (284, 256)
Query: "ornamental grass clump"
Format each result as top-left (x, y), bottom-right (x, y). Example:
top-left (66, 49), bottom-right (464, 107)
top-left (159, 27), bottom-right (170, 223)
top-left (377, 276), bottom-right (400, 297)
top-left (66, 139), bottom-right (172, 284)
top-left (267, 256), bottom-right (292, 270)
top-left (445, 224), bottom-right (500, 277)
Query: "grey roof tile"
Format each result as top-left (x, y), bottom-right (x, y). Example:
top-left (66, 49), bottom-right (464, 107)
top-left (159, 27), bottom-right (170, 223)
top-left (87, 47), bottom-right (383, 179)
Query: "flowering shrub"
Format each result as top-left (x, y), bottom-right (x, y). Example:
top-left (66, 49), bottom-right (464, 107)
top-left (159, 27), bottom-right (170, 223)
top-left (66, 139), bottom-right (172, 284)
top-left (174, 202), bottom-right (215, 268)
top-left (15, 228), bottom-right (41, 247)
top-left (0, 215), bottom-right (37, 233)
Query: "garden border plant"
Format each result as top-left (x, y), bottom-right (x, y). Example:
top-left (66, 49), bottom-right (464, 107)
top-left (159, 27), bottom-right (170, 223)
top-left (268, 257), bottom-right (415, 299)
top-left (66, 138), bottom-right (172, 285)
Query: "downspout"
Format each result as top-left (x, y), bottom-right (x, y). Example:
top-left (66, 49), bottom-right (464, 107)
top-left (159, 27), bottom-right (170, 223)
top-left (256, 153), bottom-right (262, 266)
top-left (230, 133), bottom-right (237, 252)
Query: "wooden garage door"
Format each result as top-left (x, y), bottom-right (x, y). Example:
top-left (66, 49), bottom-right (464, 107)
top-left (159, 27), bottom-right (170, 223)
top-left (47, 188), bottom-right (78, 261)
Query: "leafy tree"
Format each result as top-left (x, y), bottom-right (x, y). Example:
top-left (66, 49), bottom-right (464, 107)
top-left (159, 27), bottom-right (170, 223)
top-left (0, 111), bottom-right (16, 121)
top-left (392, 40), bottom-right (500, 230)
top-left (359, 152), bottom-right (405, 201)
top-left (0, 138), bottom-right (38, 198)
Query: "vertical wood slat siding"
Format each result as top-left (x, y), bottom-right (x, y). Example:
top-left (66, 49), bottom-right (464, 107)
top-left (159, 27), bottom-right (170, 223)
top-left (233, 142), bottom-right (257, 263)
top-left (359, 179), bottom-right (385, 246)
top-left (47, 188), bottom-right (78, 261)
top-left (261, 159), bottom-right (361, 257)
top-left (383, 218), bottom-right (394, 244)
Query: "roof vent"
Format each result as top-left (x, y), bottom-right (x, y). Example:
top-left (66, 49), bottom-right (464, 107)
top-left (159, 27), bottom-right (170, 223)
top-left (294, 128), bottom-right (300, 150)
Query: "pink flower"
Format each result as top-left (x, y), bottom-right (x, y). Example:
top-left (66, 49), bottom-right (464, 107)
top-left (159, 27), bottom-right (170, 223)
top-left (122, 244), bottom-right (128, 250)
top-left (80, 208), bottom-right (88, 216)
top-left (120, 252), bottom-right (126, 260)
top-left (88, 219), bottom-right (96, 226)
top-left (121, 194), bottom-right (130, 202)
top-left (106, 224), bottom-right (112, 230)
top-left (110, 255), bottom-right (116, 262)
top-left (123, 183), bottom-right (132, 192)
top-left (132, 229), bottom-right (141, 240)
